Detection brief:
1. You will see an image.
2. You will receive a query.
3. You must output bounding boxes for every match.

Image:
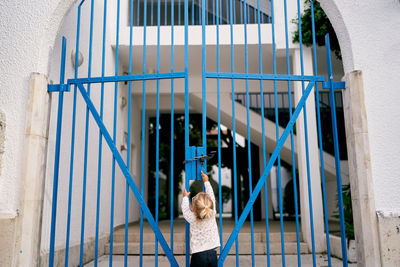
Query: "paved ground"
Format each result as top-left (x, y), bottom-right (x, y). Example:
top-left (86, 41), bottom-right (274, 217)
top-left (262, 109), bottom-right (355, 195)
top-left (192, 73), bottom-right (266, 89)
top-left (90, 218), bottom-right (346, 266)
top-left (86, 254), bottom-right (356, 267)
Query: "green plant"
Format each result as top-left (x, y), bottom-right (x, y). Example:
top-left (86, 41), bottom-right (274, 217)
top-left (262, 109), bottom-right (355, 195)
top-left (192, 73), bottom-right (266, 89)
top-left (292, 0), bottom-right (342, 60)
top-left (333, 184), bottom-right (354, 240)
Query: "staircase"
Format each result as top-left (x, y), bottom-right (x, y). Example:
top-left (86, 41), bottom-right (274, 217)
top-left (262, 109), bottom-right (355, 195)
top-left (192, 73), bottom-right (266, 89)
top-left (181, 92), bottom-right (348, 181)
top-left (105, 220), bottom-right (309, 256)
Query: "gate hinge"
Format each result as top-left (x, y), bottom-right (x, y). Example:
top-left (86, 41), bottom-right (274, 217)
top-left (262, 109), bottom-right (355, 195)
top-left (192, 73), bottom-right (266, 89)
top-left (183, 147), bottom-right (215, 181)
top-left (322, 81), bottom-right (345, 90)
top-left (48, 83), bottom-right (70, 92)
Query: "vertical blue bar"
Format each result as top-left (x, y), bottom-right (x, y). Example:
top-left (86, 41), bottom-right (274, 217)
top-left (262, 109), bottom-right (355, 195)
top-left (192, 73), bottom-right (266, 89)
top-left (229, 0), bottom-right (239, 264)
top-left (65, 2), bottom-right (84, 265)
top-left (184, 0), bottom-right (190, 264)
top-left (283, 0), bottom-right (309, 265)
top-left (79, 0), bottom-right (95, 264)
top-left (325, 33), bottom-right (348, 267)
top-left (201, 0), bottom-right (206, 173)
top-left (95, 0), bottom-right (108, 265)
top-left (243, 0), bottom-right (255, 266)
top-left (295, 0), bottom-right (315, 265)
top-left (140, 0), bottom-right (148, 265)
top-left (170, 0), bottom-right (175, 255)
top-left (49, 36), bottom-right (67, 267)
top-left (270, 0), bottom-right (286, 265)
top-left (255, 0), bottom-right (270, 263)
top-left (216, 0), bottom-right (223, 255)
top-left (310, 2), bottom-right (332, 265)
top-left (109, 1), bottom-right (121, 266)
top-left (124, 0), bottom-right (134, 265)
top-left (155, 0), bottom-right (162, 264)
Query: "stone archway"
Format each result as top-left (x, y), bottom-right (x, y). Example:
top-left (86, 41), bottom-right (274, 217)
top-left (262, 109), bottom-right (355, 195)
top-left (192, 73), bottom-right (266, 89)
top-left (317, 1), bottom-right (382, 266)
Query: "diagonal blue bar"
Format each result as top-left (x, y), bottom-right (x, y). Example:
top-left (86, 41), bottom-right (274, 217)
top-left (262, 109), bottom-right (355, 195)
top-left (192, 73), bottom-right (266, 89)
top-left (76, 83), bottom-right (179, 266)
top-left (218, 81), bottom-right (315, 263)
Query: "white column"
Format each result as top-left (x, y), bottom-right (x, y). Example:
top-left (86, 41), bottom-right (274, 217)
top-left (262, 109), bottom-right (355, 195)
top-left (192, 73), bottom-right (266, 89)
top-left (17, 73), bottom-right (51, 266)
top-left (292, 47), bottom-right (325, 252)
top-left (343, 71), bottom-right (381, 266)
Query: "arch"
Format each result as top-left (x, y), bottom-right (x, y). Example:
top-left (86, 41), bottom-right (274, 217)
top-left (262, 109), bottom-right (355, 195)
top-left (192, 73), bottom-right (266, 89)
top-left (318, 0), bottom-right (354, 73)
top-left (37, 0), bottom-right (76, 74)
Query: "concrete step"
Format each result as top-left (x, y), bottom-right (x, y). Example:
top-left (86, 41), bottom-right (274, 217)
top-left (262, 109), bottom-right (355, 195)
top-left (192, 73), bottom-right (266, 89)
top-left (105, 241), bottom-right (309, 255)
top-left (113, 232), bottom-right (303, 244)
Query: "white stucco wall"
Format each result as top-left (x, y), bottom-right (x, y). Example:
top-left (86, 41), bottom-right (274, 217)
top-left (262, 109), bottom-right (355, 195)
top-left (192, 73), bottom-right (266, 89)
top-left (320, 0), bottom-right (400, 214)
top-left (0, 0), bottom-right (77, 217)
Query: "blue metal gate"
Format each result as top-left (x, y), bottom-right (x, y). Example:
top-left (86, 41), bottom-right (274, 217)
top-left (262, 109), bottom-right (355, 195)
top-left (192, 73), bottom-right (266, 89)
top-left (48, 0), bottom-right (348, 266)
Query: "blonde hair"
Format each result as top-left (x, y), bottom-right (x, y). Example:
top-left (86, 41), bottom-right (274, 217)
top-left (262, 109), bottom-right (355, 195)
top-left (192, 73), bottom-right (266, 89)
top-left (192, 192), bottom-right (214, 220)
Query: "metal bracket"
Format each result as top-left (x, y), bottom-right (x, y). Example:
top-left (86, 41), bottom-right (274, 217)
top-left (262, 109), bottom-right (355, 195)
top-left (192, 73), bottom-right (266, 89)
top-left (48, 84), bottom-right (70, 92)
top-left (322, 81), bottom-right (345, 90)
top-left (183, 147), bottom-right (215, 181)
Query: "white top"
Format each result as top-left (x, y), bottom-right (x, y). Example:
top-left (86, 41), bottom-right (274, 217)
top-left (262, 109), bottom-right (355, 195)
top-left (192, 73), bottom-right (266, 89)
top-left (181, 181), bottom-right (221, 254)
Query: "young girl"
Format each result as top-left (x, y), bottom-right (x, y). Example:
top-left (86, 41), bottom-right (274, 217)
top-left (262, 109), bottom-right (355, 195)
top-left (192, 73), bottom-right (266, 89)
top-left (181, 171), bottom-right (220, 267)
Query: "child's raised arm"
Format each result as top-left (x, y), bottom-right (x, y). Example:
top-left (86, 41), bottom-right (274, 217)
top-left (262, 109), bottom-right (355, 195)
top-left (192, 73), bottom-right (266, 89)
top-left (201, 171), bottom-right (216, 211)
top-left (181, 189), bottom-right (196, 223)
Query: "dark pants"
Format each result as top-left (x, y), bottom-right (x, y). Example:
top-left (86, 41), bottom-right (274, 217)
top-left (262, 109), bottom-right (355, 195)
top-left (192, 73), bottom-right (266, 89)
top-left (190, 248), bottom-right (218, 267)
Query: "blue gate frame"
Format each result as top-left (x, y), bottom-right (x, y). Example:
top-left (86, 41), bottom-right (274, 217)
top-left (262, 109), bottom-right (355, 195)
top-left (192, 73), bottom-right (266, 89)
top-left (48, 0), bottom-right (348, 266)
